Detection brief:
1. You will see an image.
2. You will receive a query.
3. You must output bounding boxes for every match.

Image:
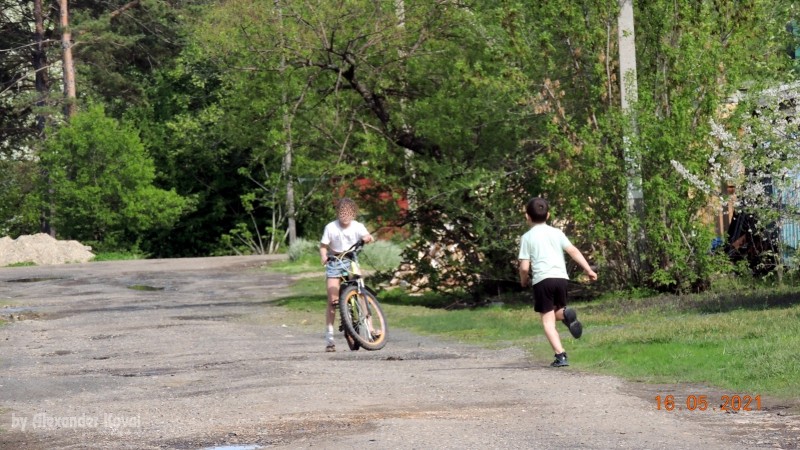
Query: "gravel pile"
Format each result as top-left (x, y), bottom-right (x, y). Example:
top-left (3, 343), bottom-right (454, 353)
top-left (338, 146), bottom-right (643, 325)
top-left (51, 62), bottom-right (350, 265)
top-left (0, 233), bottom-right (95, 266)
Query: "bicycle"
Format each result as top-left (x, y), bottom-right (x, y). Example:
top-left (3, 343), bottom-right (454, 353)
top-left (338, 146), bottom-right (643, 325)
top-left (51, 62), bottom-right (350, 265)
top-left (330, 239), bottom-right (388, 351)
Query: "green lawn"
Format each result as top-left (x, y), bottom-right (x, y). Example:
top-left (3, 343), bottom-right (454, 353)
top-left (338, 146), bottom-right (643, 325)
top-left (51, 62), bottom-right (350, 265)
top-left (91, 251), bottom-right (147, 261)
top-left (276, 274), bottom-right (800, 401)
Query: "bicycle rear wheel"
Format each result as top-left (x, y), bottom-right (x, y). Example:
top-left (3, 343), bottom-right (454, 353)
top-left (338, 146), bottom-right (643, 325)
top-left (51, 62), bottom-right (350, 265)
top-left (339, 285), bottom-right (387, 351)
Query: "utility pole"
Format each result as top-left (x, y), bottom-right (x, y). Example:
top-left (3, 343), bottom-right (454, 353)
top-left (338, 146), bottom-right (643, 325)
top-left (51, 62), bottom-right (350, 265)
top-left (33, 0), bottom-right (49, 136)
top-left (618, 0), bottom-right (644, 274)
top-left (275, 0), bottom-right (297, 246)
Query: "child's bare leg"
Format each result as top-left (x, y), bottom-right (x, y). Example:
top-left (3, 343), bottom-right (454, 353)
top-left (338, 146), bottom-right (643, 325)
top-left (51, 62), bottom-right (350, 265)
top-left (554, 307), bottom-right (565, 321)
top-left (369, 317), bottom-right (381, 337)
top-left (325, 278), bottom-right (339, 348)
top-left (541, 310), bottom-right (565, 354)
top-left (326, 279), bottom-right (339, 324)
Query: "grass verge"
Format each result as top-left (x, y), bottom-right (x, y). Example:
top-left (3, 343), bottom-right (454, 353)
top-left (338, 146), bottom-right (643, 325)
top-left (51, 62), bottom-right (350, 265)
top-left (92, 251), bottom-right (147, 261)
top-left (276, 273), bottom-right (800, 402)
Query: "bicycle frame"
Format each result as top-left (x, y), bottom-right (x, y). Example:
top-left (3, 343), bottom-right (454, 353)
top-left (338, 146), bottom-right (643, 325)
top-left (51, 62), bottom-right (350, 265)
top-left (331, 241), bottom-right (366, 294)
top-left (336, 257), bottom-right (375, 322)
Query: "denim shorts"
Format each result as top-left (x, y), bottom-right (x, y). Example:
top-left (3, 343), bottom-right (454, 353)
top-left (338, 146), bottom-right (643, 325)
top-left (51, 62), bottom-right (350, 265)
top-left (326, 259), bottom-right (352, 278)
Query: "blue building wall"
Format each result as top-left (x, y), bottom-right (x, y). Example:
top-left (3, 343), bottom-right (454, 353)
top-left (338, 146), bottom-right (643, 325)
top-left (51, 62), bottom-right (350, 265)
top-left (779, 172), bottom-right (800, 263)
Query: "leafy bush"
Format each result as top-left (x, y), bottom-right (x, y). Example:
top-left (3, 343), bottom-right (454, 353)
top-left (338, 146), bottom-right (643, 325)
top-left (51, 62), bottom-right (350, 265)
top-left (287, 238), bottom-right (318, 262)
top-left (0, 158), bottom-right (41, 237)
top-left (38, 105), bottom-right (192, 251)
top-left (361, 240), bottom-right (403, 272)
top-left (288, 237), bottom-right (402, 272)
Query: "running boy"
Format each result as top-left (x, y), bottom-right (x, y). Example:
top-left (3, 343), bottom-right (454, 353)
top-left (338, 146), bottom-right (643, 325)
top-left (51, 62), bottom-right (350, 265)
top-left (518, 197), bottom-right (597, 367)
top-left (320, 198), bottom-right (373, 352)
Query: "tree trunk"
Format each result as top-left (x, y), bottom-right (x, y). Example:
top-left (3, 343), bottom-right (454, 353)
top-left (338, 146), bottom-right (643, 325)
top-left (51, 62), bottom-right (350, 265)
top-left (33, 0), bottom-right (50, 136)
top-left (395, 0), bottom-right (417, 221)
top-left (60, 0), bottom-right (76, 119)
top-left (34, 0), bottom-right (55, 236)
top-left (284, 136), bottom-right (297, 244)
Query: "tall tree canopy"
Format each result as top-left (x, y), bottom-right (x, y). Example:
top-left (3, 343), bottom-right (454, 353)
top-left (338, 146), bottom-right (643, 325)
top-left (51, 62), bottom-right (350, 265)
top-left (1, 0), bottom-right (797, 294)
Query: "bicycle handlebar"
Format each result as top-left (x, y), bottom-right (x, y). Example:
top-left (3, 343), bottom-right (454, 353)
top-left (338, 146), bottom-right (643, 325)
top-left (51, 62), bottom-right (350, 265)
top-left (328, 239), bottom-right (365, 263)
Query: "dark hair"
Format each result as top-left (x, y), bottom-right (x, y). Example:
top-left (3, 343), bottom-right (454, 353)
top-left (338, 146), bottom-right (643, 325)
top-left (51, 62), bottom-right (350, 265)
top-left (525, 197), bottom-right (549, 223)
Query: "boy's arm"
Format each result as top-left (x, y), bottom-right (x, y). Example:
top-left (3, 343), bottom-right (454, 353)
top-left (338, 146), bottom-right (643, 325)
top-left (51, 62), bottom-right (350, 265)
top-left (518, 259), bottom-right (531, 287)
top-left (565, 245), bottom-right (597, 281)
top-left (320, 244), bottom-right (330, 266)
top-left (359, 223), bottom-right (374, 243)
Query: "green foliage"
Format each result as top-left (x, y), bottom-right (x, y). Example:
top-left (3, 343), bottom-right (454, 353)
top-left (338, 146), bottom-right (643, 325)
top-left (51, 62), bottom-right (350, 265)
top-left (5, 0), bottom-right (795, 294)
top-left (627, 1), bottom-right (797, 291)
top-left (71, 0), bottom-right (212, 116)
top-left (287, 238), bottom-right (318, 262)
top-left (278, 237), bottom-right (404, 273)
top-left (361, 240), bottom-right (404, 273)
top-left (38, 104), bottom-right (191, 250)
top-left (128, 57), bottom-right (244, 257)
top-left (169, 0), bottom-right (796, 295)
top-left (0, 157), bottom-right (41, 237)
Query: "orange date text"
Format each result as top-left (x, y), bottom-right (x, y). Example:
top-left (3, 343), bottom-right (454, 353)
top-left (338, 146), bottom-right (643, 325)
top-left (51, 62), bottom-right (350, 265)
top-left (655, 394), bottom-right (762, 412)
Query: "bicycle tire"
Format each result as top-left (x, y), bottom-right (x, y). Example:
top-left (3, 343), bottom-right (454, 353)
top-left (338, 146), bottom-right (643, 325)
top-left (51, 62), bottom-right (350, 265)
top-left (338, 285), bottom-right (387, 351)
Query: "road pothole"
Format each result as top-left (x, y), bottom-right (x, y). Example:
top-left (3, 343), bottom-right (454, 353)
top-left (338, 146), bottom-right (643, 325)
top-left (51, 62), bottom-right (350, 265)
top-left (6, 277), bottom-right (65, 283)
top-left (173, 314), bottom-right (244, 321)
top-left (127, 284), bottom-right (165, 291)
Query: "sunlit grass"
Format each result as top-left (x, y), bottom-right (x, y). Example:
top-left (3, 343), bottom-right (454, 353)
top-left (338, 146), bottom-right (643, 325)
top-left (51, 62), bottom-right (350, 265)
top-left (571, 305), bottom-right (800, 397)
top-left (92, 251), bottom-right (146, 261)
top-left (275, 274), bottom-right (800, 400)
top-left (268, 255), bottom-right (322, 275)
top-left (3, 261), bottom-right (36, 267)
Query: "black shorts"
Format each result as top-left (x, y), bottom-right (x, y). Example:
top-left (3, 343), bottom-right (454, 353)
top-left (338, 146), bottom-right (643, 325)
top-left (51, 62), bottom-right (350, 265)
top-left (532, 278), bottom-right (568, 313)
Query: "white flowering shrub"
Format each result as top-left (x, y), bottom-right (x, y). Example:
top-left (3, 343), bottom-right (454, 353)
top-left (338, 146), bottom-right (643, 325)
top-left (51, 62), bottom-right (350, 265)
top-left (671, 84), bottom-right (800, 276)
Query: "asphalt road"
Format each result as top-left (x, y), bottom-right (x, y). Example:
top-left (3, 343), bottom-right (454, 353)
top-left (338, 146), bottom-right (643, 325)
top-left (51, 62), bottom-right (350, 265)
top-left (0, 256), bottom-right (798, 449)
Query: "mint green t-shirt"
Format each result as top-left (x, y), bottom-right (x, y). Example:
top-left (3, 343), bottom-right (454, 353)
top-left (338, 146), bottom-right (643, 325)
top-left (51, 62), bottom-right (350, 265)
top-left (518, 223), bottom-right (572, 286)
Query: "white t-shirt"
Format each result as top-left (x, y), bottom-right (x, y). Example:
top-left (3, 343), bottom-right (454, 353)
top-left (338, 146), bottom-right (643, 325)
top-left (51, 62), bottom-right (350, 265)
top-left (320, 220), bottom-right (370, 253)
top-left (518, 223), bottom-right (572, 285)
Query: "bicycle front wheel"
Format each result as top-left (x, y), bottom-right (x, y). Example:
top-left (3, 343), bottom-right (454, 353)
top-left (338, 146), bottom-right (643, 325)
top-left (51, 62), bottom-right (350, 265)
top-left (339, 285), bottom-right (387, 351)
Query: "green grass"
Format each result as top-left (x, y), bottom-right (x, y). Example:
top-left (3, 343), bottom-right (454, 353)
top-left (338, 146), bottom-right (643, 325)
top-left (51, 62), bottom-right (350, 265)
top-left (3, 261), bottom-right (36, 267)
top-left (269, 254), bottom-right (323, 275)
top-left (572, 304), bottom-right (800, 397)
top-left (276, 274), bottom-right (800, 401)
top-left (92, 251), bottom-right (146, 261)
top-left (277, 277), bottom-right (324, 300)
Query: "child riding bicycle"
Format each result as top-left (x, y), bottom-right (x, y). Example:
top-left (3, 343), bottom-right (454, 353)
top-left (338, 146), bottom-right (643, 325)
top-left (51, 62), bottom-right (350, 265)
top-left (319, 198), bottom-right (373, 352)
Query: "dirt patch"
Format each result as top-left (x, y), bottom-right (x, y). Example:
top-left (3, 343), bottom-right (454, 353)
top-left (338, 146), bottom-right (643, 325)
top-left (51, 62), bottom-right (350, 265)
top-left (0, 257), bottom-right (798, 449)
top-left (0, 233), bottom-right (94, 266)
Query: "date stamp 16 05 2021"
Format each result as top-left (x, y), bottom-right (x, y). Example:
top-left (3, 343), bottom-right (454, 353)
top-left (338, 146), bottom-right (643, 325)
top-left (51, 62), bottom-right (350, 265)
top-left (655, 394), bottom-right (762, 412)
